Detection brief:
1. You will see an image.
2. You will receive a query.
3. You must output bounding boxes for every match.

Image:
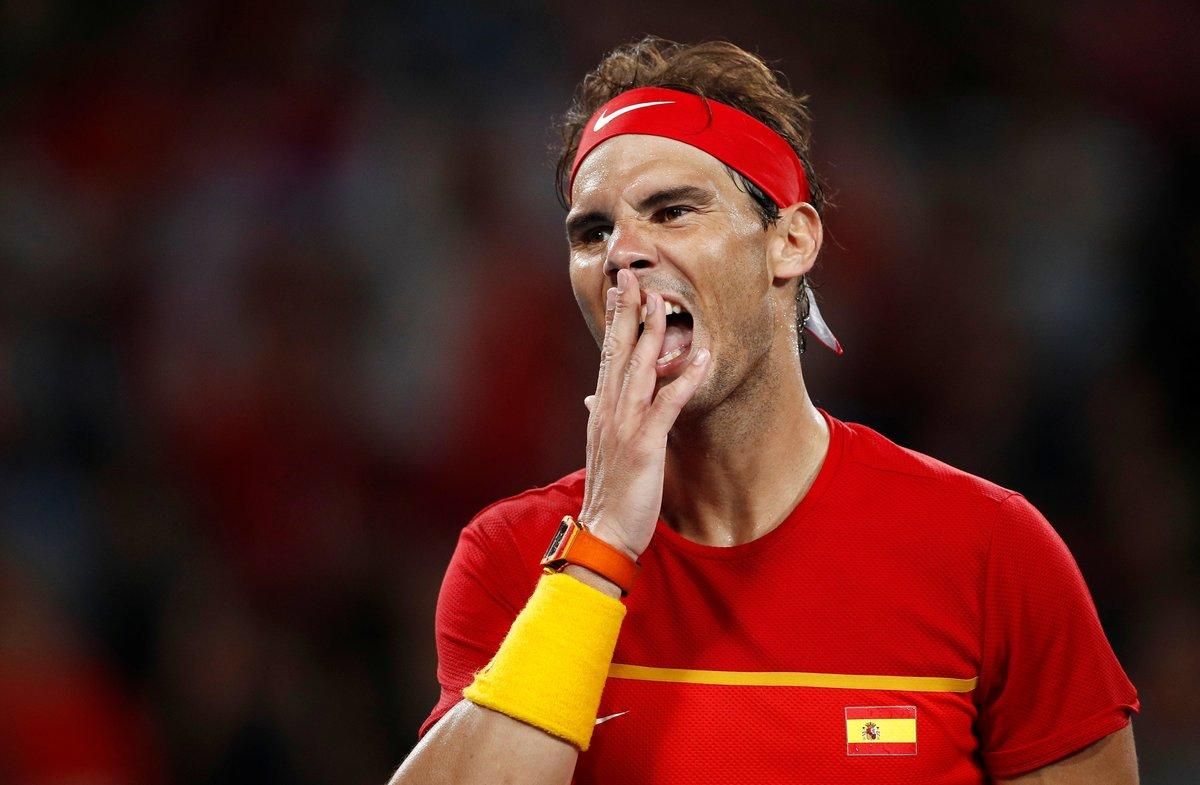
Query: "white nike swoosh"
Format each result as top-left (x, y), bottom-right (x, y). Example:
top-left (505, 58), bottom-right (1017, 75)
top-left (593, 101), bottom-right (674, 131)
top-left (594, 710), bottom-right (629, 726)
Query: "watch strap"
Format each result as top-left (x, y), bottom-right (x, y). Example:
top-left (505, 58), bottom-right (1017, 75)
top-left (541, 516), bottom-right (639, 596)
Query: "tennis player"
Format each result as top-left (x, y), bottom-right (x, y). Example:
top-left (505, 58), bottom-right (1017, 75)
top-left (391, 38), bottom-right (1140, 784)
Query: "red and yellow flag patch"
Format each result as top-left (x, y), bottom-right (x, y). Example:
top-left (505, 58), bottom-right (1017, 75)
top-left (845, 705), bottom-right (917, 756)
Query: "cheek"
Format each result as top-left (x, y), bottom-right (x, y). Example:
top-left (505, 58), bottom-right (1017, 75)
top-left (704, 247), bottom-right (772, 335)
top-left (708, 294), bottom-right (776, 374)
top-left (569, 255), bottom-right (606, 340)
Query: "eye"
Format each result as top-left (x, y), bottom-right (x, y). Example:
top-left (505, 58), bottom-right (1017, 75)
top-left (586, 226), bottom-right (612, 243)
top-left (658, 205), bottom-right (693, 222)
top-left (570, 224), bottom-right (611, 246)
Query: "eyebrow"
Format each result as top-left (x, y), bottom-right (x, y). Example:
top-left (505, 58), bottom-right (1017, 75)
top-left (565, 185), bottom-right (717, 237)
top-left (635, 185), bottom-right (715, 213)
top-left (565, 210), bottom-right (608, 239)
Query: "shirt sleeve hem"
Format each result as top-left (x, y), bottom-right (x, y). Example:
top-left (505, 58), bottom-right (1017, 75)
top-left (984, 702), bottom-right (1138, 779)
top-left (418, 698), bottom-right (462, 740)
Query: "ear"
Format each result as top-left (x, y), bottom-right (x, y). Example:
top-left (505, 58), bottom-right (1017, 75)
top-left (767, 203), bottom-right (823, 283)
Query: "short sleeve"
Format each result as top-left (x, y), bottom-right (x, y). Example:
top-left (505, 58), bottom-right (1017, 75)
top-left (977, 493), bottom-right (1139, 778)
top-left (417, 513), bottom-right (537, 738)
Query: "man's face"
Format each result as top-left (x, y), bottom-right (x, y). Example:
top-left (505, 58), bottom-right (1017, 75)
top-left (566, 134), bottom-right (788, 414)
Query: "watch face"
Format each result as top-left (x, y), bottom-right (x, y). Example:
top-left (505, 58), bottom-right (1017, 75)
top-left (542, 518), bottom-right (572, 562)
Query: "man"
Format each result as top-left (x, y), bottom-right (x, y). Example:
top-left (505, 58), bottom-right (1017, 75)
top-left (392, 38), bottom-right (1139, 784)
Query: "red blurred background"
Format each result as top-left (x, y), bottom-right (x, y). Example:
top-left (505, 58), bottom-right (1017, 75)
top-left (0, 1), bottom-right (1196, 783)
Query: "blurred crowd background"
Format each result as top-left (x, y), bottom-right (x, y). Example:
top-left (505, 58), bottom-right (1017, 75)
top-left (0, 1), bottom-right (1196, 783)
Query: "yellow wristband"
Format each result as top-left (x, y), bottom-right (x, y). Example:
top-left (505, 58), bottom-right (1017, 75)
top-left (463, 571), bottom-right (626, 750)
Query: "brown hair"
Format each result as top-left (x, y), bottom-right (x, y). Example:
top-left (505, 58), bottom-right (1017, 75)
top-left (554, 36), bottom-right (826, 218)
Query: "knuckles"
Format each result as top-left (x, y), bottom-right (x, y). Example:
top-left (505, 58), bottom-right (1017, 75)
top-left (654, 384), bottom-right (682, 407)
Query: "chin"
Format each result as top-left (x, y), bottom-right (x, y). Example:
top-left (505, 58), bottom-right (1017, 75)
top-left (674, 377), bottom-right (721, 422)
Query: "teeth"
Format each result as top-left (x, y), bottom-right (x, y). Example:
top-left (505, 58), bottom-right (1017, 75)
top-left (656, 345), bottom-right (687, 365)
top-left (637, 300), bottom-right (687, 322)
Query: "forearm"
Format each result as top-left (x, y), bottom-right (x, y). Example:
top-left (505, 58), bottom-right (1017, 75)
top-left (389, 700), bottom-right (578, 785)
top-left (995, 723), bottom-right (1138, 784)
top-left (394, 568), bottom-right (623, 785)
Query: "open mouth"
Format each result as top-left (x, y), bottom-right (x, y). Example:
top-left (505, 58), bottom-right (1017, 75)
top-left (639, 297), bottom-right (695, 371)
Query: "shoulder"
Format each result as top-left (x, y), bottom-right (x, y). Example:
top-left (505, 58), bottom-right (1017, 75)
top-left (831, 414), bottom-right (1072, 566)
top-left (836, 415), bottom-right (1018, 512)
top-left (459, 468), bottom-right (588, 559)
top-left (438, 469), bottom-right (587, 619)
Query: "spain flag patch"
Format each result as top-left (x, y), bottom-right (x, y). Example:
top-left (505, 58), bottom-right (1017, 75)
top-left (845, 705), bottom-right (917, 756)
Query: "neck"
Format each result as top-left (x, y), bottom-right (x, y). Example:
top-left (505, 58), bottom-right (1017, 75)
top-left (661, 349), bottom-right (829, 547)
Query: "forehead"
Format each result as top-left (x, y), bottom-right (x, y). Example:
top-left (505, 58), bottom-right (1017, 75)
top-left (570, 134), bottom-right (734, 208)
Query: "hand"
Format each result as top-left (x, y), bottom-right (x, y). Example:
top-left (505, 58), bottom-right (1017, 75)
top-left (578, 269), bottom-right (711, 560)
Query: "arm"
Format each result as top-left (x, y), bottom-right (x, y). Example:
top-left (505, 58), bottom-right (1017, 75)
top-left (977, 494), bottom-right (1141, 778)
top-left (391, 559), bottom-right (622, 785)
top-left (389, 700), bottom-right (577, 785)
top-left (391, 273), bottom-right (708, 784)
top-left (390, 562), bottom-right (621, 785)
top-left (996, 724), bottom-right (1138, 785)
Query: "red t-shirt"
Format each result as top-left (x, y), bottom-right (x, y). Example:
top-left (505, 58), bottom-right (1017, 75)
top-left (420, 411), bottom-right (1139, 782)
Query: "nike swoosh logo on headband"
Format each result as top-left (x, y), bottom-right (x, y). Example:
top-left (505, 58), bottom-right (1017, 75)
top-left (593, 101), bottom-right (675, 131)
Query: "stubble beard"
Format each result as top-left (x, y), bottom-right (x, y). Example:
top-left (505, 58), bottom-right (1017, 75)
top-left (669, 325), bottom-right (779, 445)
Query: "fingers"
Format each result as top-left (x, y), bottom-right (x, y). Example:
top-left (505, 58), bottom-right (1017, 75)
top-left (590, 286), bottom-right (619, 397)
top-left (642, 348), bottom-right (710, 438)
top-left (615, 291), bottom-right (665, 421)
top-left (596, 269), bottom-right (641, 412)
top-left (611, 269), bottom-right (641, 346)
top-left (583, 277), bottom-right (630, 514)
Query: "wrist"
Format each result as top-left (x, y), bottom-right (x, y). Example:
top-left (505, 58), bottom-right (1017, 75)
top-left (562, 564), bottom-right (623, 599)
top-left (541, 515), bottom-right (640, 597)
top-left (578, 516), bottom-right (642, 561)
top-left (464, 572), bottom-right (626, 750)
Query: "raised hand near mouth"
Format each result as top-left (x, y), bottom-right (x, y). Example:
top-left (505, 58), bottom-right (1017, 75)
top-left (578, 268), bottom-right (711, 563)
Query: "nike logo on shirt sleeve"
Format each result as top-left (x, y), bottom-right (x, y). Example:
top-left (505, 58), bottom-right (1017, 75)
top-left (593, 101), bottom-right (675, 131)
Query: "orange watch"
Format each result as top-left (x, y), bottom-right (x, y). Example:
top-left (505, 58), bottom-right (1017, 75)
top-left (541, 516), bottom-right (639, 596)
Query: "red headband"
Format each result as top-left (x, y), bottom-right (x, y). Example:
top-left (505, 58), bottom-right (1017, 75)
top-left (570, 86), bottom-right (810, 207)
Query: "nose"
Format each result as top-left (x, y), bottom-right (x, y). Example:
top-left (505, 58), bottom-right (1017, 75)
top-left (602, 220), bottom-right (656, 279)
